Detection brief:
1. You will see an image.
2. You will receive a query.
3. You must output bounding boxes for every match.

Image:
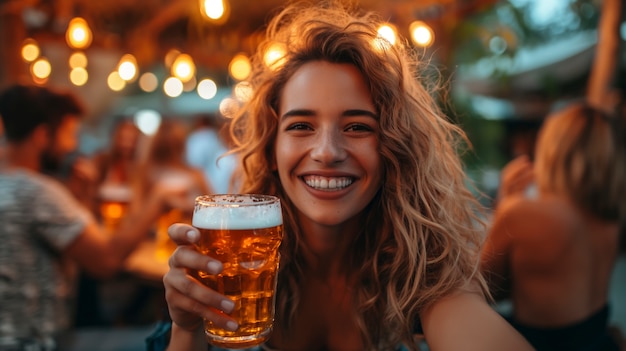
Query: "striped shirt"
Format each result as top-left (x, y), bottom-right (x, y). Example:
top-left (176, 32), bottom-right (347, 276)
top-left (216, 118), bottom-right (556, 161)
top-left (0, 169), bottom-right (93, 342)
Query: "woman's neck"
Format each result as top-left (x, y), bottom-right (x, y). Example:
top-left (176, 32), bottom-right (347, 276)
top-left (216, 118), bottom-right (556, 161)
top-left (298, 214), bottom-right (364, 278)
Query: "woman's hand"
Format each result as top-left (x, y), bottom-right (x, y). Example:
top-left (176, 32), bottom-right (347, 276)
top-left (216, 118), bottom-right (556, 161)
top-left (163, 223), bottom-right (239, 333)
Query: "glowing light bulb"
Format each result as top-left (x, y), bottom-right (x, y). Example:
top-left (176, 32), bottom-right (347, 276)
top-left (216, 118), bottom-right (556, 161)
top-left (139, 72), bottom-right (158, 92)
top-left (201, 0), bottom-right (230, 23)
top-left (377, 24), bottom-right (397, 46)
top-left (69, 52), bottom-right (88, 68)
top-left (31, 57), bottom-right (51, 79)
top-left (70, 67), bottom-right (88, 86)
top-left (410, 21), bottom-right (434, 47)
top-left (171, 54), bottom-right (195, 83)
top-left (197, 79), bottom-right (217, 100)
top-left (229, 53), bottom-right (251, 81)
top-left (21, 38), bottom-right (40, 62)
top-left (263, 42), bottom-right (286, 70)
top-left (66, 17), bottom-right (92, 49)
top-left (117, 54), bottom-right (138, 81)
top-left (163, 77), bottom-right (183, 97)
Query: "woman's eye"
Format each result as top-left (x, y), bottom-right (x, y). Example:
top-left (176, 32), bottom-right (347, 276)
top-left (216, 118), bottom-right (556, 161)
top-left (286, 122), bottom-right (312, 131)
top-left (345, 123), bottom-right (373, 132)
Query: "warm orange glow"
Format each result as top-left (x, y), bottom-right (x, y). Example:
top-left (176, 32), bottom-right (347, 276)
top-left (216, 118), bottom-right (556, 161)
top-left (65, 17), bottom-right (93, 50)
top-left (410, 21), bottom-right (435, 47)
top-left (31, 57), bottom-right (51, 79)
top-left (377, 24), bottom-right (397, 46)
top-left (69, 52), bottom-right (88, 69)
top-left (171, 54), bottom-right (195, 82)
top-left (107, 71), bottom-right (126, 91)
top-left (21, 38), bottom-right (40, 62)
top-left (70, 67), bottom-right (88, 86)
top-left (200, 0), bottom-right (230, 23)
top-left (104, 203), bottom-right (124, 219)
top-left (229, 53), bottom-right (251, 81)
top-left (263, 42), bottom-right (287, 70)
top-left (117, 54), bottom-right (138, 81)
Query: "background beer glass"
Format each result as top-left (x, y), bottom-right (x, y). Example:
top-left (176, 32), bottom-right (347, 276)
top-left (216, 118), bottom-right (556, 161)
top-left (192, 194), bottom-right (283, 349)
top-left (98, 183), bottom-right (131, 235)
top-left (155, 175), bottom-right (196, 261)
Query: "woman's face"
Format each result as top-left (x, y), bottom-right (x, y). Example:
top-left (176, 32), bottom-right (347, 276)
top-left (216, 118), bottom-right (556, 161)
top-left (275, 61), bottom-right (383, 230)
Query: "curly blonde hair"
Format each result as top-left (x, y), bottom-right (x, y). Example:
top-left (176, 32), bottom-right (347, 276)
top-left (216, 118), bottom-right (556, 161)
top-left (227, 1), bottom-right (488, 349)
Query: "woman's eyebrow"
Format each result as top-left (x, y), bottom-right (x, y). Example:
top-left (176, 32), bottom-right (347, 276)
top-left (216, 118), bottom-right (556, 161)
top-left (281, 108), bottom-right (377, 120)
top-left (342, 109), bottom-right (377, 119)
top-left (281, 109), bottom-right (315, 120)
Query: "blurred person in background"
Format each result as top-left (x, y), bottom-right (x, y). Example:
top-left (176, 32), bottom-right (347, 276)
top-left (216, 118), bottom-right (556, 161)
top-left (132, 118), bottom-right (213, 261)
top-left (92, 117), bottom-right (142, 234)
top-left (481, 102), bottom-right (626, 350)
top-left (185, 114), bottom-right (235, 194)
top-left (0, 84), bottom-right (185, 350)
top-left (73, 117), bottom-right (143, 327)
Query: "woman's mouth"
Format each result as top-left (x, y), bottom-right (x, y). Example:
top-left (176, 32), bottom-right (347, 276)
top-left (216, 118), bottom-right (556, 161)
top-left (302, 175), bottom-right (354, 191)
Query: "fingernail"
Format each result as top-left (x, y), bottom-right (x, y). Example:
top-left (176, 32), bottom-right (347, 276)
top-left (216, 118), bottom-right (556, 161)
top-left (186, 230), bottom-right (199, 242)
top-left (207, 261), bottom-right (221, 274)
top-left (221, 299), bottom-right (235, 313)
top-left (226, 321), bottom-right (239, 331)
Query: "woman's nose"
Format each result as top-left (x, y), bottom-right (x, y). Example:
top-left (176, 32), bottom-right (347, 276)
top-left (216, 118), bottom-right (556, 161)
top-left (309, 128), bottom-right (348, 164)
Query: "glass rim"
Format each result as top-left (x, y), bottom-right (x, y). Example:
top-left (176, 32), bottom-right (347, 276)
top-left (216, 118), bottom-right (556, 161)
top-left (195, 194), bottom-right (280, 208)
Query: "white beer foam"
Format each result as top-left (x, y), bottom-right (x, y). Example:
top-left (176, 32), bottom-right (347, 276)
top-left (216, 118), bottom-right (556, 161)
top-left (192, 195), bottom-right (283, 230)
top-left (99, 184), bottom-right (132, 202)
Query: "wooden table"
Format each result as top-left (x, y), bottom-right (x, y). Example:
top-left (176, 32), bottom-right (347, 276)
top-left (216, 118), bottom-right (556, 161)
top-left (124, 240), bottom-right (170, 282)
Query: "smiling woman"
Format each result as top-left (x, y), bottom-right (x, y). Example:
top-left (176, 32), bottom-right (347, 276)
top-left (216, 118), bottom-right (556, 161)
top-left (154, 2), bottom-right (534, 351)
top-left (275, 61), bottom-right (382, 231)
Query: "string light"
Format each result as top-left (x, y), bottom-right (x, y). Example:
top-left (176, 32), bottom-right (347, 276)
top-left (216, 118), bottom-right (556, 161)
top-left (171, 54), bottom-right (195, 83)
top-left (21, 38), bottom-right (40, 62)
top-left (139, 72), bottom-right (159, 92)
top-left (107, 71), bottom-right (126, 91)
top-left (229, 53), bottom-right (251, 81)
top-left (200, 0), bottom-right (230, 23)
top-left (197, 78), bottom-right (218, 100)
top-left (65, 17), bottom-right (92, 50)
top-left (117, 54), bottom-right (138, 81)
top-left (377, 24), bottom-right (397, 46)
top-left (31, 57), bottom-right (51, 80)
top-left (263, 42), bottom-right (287, 70)
top-left (70, 67), bottom-right (88, 86)
top-left (163, 77), bottom-right (183, 97)
top-left (69, 52), bottom-right (88, 69)
top-left (410, 21), bottom-right (434, 47)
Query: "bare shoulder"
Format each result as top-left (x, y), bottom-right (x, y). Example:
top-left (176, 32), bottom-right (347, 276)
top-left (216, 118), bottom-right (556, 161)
top-left (421, 291), bottom-right (533, 351)
top-left (494, 195), bottom-right (577, 243)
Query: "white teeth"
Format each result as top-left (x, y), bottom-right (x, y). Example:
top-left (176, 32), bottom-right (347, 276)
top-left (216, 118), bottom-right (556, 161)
top-left (303, 176), bottom-right (353, 190)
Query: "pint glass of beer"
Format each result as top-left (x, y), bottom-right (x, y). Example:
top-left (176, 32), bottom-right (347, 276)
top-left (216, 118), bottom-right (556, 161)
top-left (155, 175), bottom-right (195, 261)
top-left (98, 183), bottom-right (132, 235)
top-left (192, 194), bottom-right (283, 349)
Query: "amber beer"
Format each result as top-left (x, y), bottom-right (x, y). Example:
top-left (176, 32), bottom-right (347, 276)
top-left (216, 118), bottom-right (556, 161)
top-left (192, 194), bottom-right (283, 349)
top-left (155, 208), bottom-right (191, 261)
top-left (155, 175), bottom-right (196, 261)
top-left (98, 184), bottom-right (131, 235)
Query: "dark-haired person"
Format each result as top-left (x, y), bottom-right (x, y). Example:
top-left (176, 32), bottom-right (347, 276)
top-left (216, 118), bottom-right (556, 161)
top-left (0, 84), bottom-right (184, 350)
